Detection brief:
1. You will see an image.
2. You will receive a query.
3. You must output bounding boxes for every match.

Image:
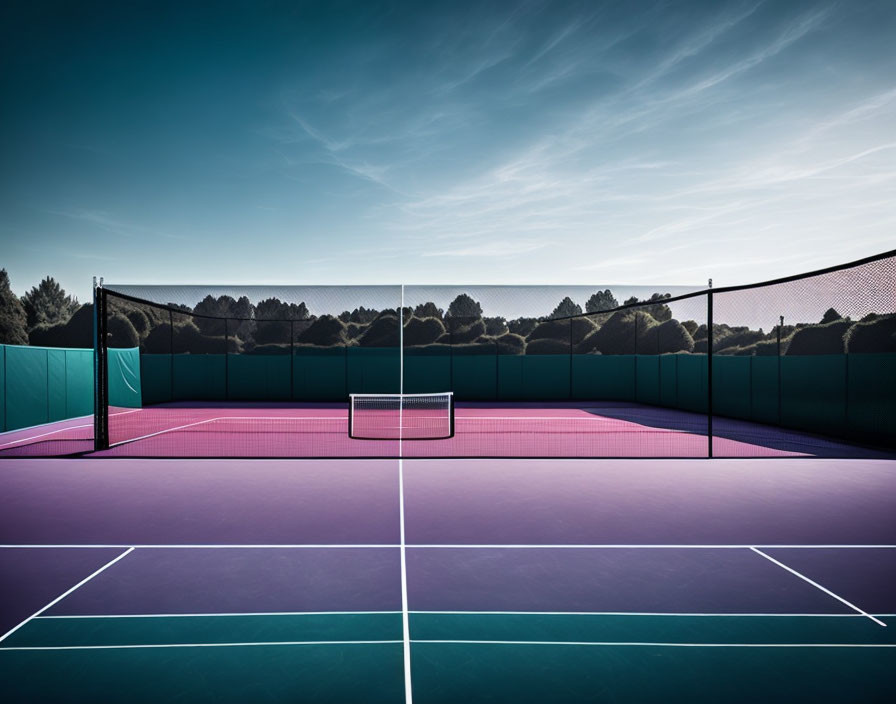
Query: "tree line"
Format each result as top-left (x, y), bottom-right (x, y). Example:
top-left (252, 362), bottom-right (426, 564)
top-left (1, 270), bottom-right (893, 355)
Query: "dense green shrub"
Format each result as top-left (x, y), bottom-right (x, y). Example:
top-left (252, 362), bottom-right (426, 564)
top-left (786, 320), bottom-right (851, 355)
top-left (844, 314), bottom-right (896, 353)
top-left (358, 314), bottom-right (398, 347)
top-left (404, 316), bottom-right (446, 346)
top-left (107, 314), bottom-right (139, 348)
top-left (297, 315), bottom-right (345, 346)
top-left (638, 318), bottom-right (695, 354)
top-left (495, 333), bottom-right (526, 355)
top-left (526, 338), bottom-right (569, 355)
top-left (447, 318), bottom-right (486, 343)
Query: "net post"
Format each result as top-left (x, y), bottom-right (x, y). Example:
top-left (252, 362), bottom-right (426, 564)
top-left (348, 393), bottom-right (354, 438)
top-left (707, 281), bottom-right (713, 458)
top-left (93, 282), bottom-right (109, 451)
top-left (449, 392), bottom-right (455, 438)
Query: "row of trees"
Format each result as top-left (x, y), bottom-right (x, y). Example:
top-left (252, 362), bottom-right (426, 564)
top-left (1, 271), bottom-right (82, 346)
top-left (1, 271), bottom-right (893, 354)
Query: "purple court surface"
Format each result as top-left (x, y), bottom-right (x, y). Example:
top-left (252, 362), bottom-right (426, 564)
top-left (1, 455), bottom-right (894, 702)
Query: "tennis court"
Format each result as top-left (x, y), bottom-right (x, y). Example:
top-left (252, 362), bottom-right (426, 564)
top-left (1, 253), bottom-right (894, 701)
top-left (1, 457), bottom-right (895, 702)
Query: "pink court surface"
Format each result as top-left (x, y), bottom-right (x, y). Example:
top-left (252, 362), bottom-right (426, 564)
top-left (3, 401), bottom-right (888, 459)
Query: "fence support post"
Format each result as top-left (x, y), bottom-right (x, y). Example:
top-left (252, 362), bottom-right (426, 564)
top-left (707, 280), bottom-right (713, 459)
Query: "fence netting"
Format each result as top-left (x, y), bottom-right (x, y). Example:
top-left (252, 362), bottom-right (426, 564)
top-left (86, 251), bottom-right (895, 458)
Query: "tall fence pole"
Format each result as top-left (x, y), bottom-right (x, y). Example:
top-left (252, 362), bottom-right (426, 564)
top-left (224, 318), bottom-right (230, 401)
top-left (777, 315), bottom-right (783, 425)
top-left (707, 281), bottom-right (713, 459)
top-left (94, 283), bottom-right (109, 451)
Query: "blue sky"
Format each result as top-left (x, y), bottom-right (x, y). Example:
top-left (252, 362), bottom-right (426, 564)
top-left (1, 0), bottom-right (894, 302)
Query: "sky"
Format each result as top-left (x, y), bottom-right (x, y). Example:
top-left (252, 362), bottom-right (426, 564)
top-left (1, 0), bottom-right (895, 303)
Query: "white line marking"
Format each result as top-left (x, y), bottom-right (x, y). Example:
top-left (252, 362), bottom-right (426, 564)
top-left (0, 640), bottom-right (402, 651)
top-left (398, 457), bottom-right (413, 704)
top-left (397, 284), bottom-right (414, 704)
top-left (0, 547), bottom-right (134, 644)
top-left (37, 611), bottom-right (402, 619)
top-left (410, 611), bottom-right (896, 617)
top-left (750, 547), bottom-right (887, 627)
top-left (32, 611), bottom-right (895, 619)
top-left (108, 418), bottom-right (221, 446)
top-left (0, 409), bottom-right (141, 445)
top-left (0, 424), bottom-right (93, 448)
top-left (411, 640), bottom-right (896, 648)
top-left (0, 544), bottom-right (401, 549)
top-left (1, 544), bottom-right (894, 549)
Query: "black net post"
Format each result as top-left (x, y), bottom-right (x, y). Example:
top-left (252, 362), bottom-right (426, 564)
top-left (707, 280), bottom-right (713, 458)
top-left (93, 284), bottom-right (109, 450)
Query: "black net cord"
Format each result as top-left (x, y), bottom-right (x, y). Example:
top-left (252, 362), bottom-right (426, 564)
top-left (707, 289), bottom-right (713, 459)
top-left (93, 287), bottom-right (109, 450)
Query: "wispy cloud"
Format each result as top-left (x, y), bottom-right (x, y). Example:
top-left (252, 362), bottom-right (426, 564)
top-left (426, 240), bottom-right (548, 257)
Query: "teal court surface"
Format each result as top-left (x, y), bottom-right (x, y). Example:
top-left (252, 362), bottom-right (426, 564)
top-left (1, 457), bottom-right (894, 702)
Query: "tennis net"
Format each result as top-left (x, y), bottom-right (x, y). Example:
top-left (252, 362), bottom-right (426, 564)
top-left (349, 392), bottom-right (455, 440)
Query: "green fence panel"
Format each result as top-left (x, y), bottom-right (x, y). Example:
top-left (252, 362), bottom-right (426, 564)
top-left (781, 355), bottom-right (847, 435)
top-left (522, 355), bottom-right (570, 400)
top-left (846, 353), bottom-right (896, 445)
top-left (659, 355), bottom-right (678, 407)
top-left (635, 356), bottom-right (660, 406)
top-left (109, 348), bottom-right (142, 408)
top-left (571, 355), bottom-right (635, 400)
top-left (64, 349), bottom-right (94, 418)
top-left (294, 348), bottom-right (347, 401)
top-left (141, 354), bottom-right (172, 404)
top-left (228, 354), bottom-right (291, 401)
top-left (0, 346), bottom-right (5, 430)
top-left (453, 355), bottom-right (497, 400)
top-left (676, 354), bottom-right (707, 414)
top-left (750, 356), bottom-right (779, 425)
top-left (712, 356), bottom-right (751, 419)
top-left (5, 345), bottom-right (49, 430)
top-left (403, 349), bottom-right (450, 395)
top-left (347, 348), bottom-right (400, 394)
top-left (172, 355), bottom-right (227, 401)
top-left (497, 356), bottom-right (525, 400)
top-left (47, 349), bottom-right (68, 421)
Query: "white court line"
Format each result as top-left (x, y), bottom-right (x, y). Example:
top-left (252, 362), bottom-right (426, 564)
top-left (0, 410), bottom-right (142, 448)
top-left (1, 544), bottom-right (894, 549)
top-left (2, 640), bottom-right (893, 652)
top-left (0, 547), bottom-right (134, 644)
top-left (108, 418), bottom-right (222, 447)
top-left (397, 282), bottom-right (414, 704)
top-left (750, 547), bottom-right (887, 628)
top-left (0, 640), bottom-right (402, 651)
top-left (37, 611), bottom-right (402, 619)
top-left (33, 611), bottom-right (896, 619)
top-left (411, 640), bottom-right (896, 648)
